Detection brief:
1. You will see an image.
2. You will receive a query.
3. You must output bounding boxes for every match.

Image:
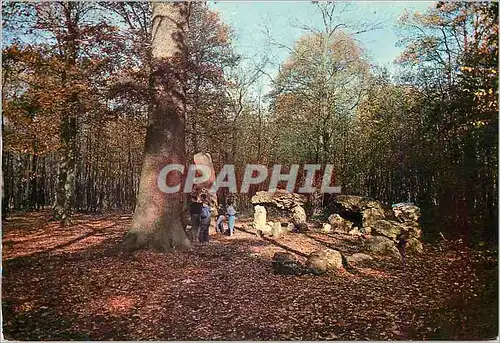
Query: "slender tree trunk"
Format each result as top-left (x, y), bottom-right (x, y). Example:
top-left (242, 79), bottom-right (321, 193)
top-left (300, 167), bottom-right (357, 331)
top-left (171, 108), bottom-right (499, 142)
top-left (53, 112), bottom-right (77, 224)
top-left (28, 146), bottom-right (39, 211)
top-left (1, 152), bottom-right (7, 220)
top-left (123, 2), bottom-right (191, 252)
top-left (38, 155), bottom-right (46, 210)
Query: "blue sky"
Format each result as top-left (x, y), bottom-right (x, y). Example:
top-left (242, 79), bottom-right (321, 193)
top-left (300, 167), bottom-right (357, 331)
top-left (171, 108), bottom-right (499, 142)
top-left (210, 1), bottom-right (434, 94)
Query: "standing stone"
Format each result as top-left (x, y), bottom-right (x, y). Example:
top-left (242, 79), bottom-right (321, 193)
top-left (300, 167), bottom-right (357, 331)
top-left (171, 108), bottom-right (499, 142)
top-left (253, 205), bottom-right (267, 230)
top-left (272, 222), bottom-right (284, 238)
top-left (193, 152), bottom-right (218, 212)
top-left (193, 152), bottom-right (216, 189)
top-left (291, 205), bottom-right (307, 225)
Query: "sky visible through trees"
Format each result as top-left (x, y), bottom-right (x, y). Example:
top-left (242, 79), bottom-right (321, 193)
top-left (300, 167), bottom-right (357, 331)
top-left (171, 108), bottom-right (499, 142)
top-left (211, 1), bottom-right (433, 95)
top-left (2, 0), bottom-right (497, 240)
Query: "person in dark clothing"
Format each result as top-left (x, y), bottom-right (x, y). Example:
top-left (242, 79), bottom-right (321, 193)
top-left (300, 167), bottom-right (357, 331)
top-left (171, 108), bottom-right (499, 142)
top-left (396, 232), bottom-right (409, 268)
top-left (199, 194), bottom-right (212, 244)
top-left (189, 194), bottom-right (202, 243)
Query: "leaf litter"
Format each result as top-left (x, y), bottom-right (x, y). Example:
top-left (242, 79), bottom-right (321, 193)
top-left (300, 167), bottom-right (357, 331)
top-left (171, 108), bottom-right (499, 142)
top-left (2, 211), bottom-right (498, 340)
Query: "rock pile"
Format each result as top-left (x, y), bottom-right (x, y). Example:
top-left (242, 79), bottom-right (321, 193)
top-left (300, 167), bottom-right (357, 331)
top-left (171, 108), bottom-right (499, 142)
top-left (251, 190), bottom-right (308, 236)
top-left (325, 195), bottom-right (424, 257)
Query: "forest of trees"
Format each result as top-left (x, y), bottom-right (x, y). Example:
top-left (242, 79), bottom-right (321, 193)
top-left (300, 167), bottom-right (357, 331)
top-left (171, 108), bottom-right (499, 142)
top-left (2, 1), bottom-right (498, 244)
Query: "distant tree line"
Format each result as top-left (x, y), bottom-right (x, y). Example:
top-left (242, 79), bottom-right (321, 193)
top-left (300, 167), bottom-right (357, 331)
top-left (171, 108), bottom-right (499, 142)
top-left (2, 1), bottom-right (497, 244)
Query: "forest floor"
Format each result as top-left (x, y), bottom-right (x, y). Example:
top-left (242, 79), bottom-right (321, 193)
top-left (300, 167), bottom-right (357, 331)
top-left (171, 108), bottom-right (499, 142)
top-left (2, 211), bottom-right (498, 340)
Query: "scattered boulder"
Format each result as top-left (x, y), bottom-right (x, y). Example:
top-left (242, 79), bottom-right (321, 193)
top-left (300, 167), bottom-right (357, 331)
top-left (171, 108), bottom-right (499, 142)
top-left (348, 227), bottom-right (362, 236)
top-left (263, 223), bottom-right (273, 235)
top-left (347, 253), bottom-right (374, 267)
top-left (371, 220), bottom-right (405, 240)
top-left (406, 238), bottom-right (424, 254)
top-left (306, 249), bottom-right (343, 275)
top-left (365, 236), bottom-right (401, 260)
top-left (253, 205), bottom-right (267, 231)
top-left (321, 223), bottom-right (332, 233)
top-left (272, 252), bottom-right (304, 275)
top-left (273, 251), bottom-right (296, 263)
top-left (328, 214), bottom-right (353, 233)
top-left (392, 203), bottom-right (421, 223)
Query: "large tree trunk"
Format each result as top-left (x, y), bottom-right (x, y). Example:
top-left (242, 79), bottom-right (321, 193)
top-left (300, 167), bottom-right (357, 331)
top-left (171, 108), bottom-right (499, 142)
top-left (52, 3), bottom-right (79, 225)
top-left (123, 2), bottom-right (191, 252)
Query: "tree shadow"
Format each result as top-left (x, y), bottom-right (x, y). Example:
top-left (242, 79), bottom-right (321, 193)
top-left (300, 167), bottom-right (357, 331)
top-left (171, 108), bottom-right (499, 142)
top-left (3, 218), bottom-right (130, 268)
top-left (3, 213), bottom-right (498, 341)
top-left (235, 225), bottom-right (308, 257)
top-left (2, 218), bottom-right (286, 340)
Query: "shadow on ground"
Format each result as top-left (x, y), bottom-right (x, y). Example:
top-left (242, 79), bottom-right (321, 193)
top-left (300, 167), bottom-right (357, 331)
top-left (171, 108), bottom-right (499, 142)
top-left (2, 211), bottom-right (498, 340)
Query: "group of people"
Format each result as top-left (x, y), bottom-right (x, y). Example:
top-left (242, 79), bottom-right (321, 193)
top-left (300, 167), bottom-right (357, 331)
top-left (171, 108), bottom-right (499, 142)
top-left (188, 194), bottom-right (237, 244)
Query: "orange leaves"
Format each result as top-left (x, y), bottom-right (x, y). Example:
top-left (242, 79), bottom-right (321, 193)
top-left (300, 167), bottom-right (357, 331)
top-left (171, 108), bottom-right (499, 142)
top-left (2, 212), bottom-right (498, 340)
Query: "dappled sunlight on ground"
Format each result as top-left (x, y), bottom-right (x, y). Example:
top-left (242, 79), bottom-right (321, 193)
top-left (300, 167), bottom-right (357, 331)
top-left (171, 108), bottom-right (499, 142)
top-left (3, 212), bottom-right (130, 260)
top-left (107, 295), bottom-right (138, 315)
top-left (2, 211), bottom-right (498, 340)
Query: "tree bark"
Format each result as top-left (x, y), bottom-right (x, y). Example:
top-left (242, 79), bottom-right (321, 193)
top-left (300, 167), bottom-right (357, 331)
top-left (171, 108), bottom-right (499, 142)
top-left (52, 3), bottom-right (80, 225)
top-left (123, 2), bottom-right (191, 252)
top-left (53, 110), bottom-right (77, 224)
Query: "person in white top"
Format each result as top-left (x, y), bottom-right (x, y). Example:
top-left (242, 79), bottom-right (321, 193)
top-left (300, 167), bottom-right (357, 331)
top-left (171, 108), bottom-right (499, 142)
top-left (226, 200), bottom-right (237, 236)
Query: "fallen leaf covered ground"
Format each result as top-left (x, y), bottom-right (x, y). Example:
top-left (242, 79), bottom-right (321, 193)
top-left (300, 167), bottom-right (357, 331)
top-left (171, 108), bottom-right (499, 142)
top-left (2, 211), bottom-right (498, 340)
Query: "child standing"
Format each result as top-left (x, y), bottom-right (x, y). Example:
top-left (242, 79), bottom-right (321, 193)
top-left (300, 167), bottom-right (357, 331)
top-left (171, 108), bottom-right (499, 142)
top-left (215, 207), bottom-right (225, 234)
top-left (226, 200), bottom-right (236, 236)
